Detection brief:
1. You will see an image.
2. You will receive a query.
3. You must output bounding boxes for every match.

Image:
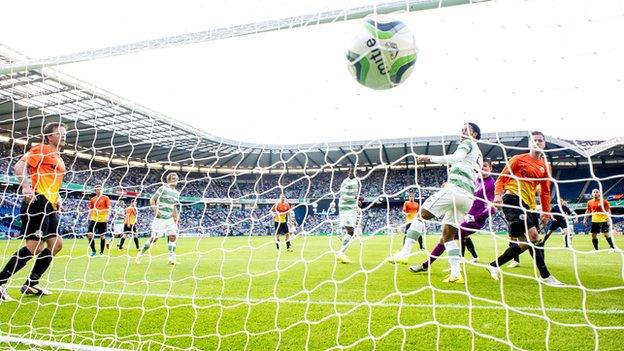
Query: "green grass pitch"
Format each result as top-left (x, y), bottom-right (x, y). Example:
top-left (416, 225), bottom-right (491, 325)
top-left (1, 234), bottom-right (623, 350)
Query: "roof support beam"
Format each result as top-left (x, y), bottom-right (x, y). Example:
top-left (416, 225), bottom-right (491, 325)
top-left (71, 128), bottom-right (109, 143)
top-left (219, 152), bottom-right (243, 168)
top-left (235, 150), bottom-right (256, 169)
top-left (361, 147), bottom-right (373, 167)
top-left (111, 143), bottom-right (154, 156)
top-left (507, 137), bottom-right (526, 159)
top-left (287, 151), bottom-right (305, 169)
top-left (165, 149), bottom-right (193, 163)
top-left (305, 153), bottom-right (322, 169)
top-left (146, 147), bottom-right (176, 161)
top-left (319, 148), bottom-right (335, 164)
top-left (403, 143), bottom-right (410, 167)
top-left (382, 144), bottom-right (391, 165)
top-left (338, 147), bottom-right (356, 167)
top-left (91, 138), bottom-right (125, 149)
top-left (483, 145), bottom-right (496, 158)
top-left (445, 140), bottom-right (454, 155)
top-left (249, 151), bottom-right (263, 169)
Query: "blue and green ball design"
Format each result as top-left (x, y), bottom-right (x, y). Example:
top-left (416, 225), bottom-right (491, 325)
top-left (364, 19), bottom-right (406, 40)
top-left (346, 16), bottom-right (417, 90)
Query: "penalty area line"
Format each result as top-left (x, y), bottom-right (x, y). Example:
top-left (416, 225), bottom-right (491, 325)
top-left (11, 285), bottom-right (624, 316)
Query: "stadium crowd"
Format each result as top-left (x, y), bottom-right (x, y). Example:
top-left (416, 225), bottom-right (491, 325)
top-left (0, 141), bottom-right (604, 239)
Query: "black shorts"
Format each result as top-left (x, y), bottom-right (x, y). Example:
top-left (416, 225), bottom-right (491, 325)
top-left (591, 222), bottom-right (609, 234)
top-left (501, 194), bottom-right (540, 238)
top-left (124, 224), bottom-right (138, 236)
top-left (88, 220), bottom-right (108, 235)
top-left (274, 222), bottom-right (289, 235)
top-left (548, 220), bottom-right (567, 232)
top-left (22, 194), bottom-right (60, 241)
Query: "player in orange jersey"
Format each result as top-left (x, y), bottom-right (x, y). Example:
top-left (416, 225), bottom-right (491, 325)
top-left (0, 122), bottom-right (67, 300)
top-left (402, 191), bottom-right (424, 250)
top-left (118, 198), bottom-right (140, 250)
top-left (486, 131), bottom-right (563, 286)
top-left (272, 194), bottom-right (295, 252)
top-left (87, 185), bottom-right (111, 256)
top-left (584, 189), bottom-right (616, 252)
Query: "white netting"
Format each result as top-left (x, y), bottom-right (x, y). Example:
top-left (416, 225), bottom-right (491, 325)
top-left (1, 0), bottom-right (624, 350)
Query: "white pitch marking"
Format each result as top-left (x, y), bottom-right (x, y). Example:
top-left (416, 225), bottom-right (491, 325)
top-left (12, 286), bottom-right (624, 316)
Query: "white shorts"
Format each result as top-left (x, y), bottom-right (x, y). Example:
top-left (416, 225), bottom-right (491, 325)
top-left (151, 217), bottom-right (178, 238)
top-left (421, 185), bottom-right (473, 228)
top-left (339, 210), bottom-right (359, 228)
top-left (113, 222), bottom-right (124, 234)
top-left (288, 223), bottom-right (298, 234)
top-left (566, 220), bottom-right (575, 233)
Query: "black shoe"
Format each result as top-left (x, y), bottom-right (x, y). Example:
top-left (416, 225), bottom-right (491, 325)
top-left (21, 284), bottom-right (52, 296)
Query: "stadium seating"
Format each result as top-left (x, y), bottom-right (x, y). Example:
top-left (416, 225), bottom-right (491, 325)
top-left (0, 142), bottom-right (620, 237)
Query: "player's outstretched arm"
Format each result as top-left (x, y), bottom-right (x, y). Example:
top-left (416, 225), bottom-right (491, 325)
top-left (419, 139), bottom-right (474, 165)
top-left (417, 148), bottom-right (468, 165)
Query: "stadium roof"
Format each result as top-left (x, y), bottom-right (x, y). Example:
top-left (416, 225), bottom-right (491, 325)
top-left (1, 45), bottom-right (623, 171)
top-left (3, 0), bottom-right (624, 146)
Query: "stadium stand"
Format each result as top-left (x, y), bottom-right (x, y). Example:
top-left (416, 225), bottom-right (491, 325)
top-left (2, 140), bottom-right (622, 239)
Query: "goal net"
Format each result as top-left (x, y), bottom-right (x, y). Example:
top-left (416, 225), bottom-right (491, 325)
top-left (1, 0), bottom-right (623, 350)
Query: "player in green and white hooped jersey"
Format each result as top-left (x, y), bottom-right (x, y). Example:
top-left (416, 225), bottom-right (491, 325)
top-left (136, 173), bottom-right (181, 265)
top-left (336, 168), bottom-right (362, 264)
top-left (110, 199), bottom-right (125, 251)
top-left (387, 123), bottom-right (483, 284)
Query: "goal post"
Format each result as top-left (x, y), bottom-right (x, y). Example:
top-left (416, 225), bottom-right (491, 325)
top-left (0, 0), bottom-right (490, 75)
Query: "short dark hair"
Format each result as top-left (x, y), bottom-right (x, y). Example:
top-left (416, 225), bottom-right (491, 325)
top-left (347, 167), bottom-right (355, 179)
top-left (483, 157), bottom-right (492, 165)
top-left (531, 131), bottom-right (545, 139)
top-left (43, 122), bottom-right (66, 144)
top-left (25, 138), bottom-right (34, 152)
top-left (468, 122), bottom-right (481, 140)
